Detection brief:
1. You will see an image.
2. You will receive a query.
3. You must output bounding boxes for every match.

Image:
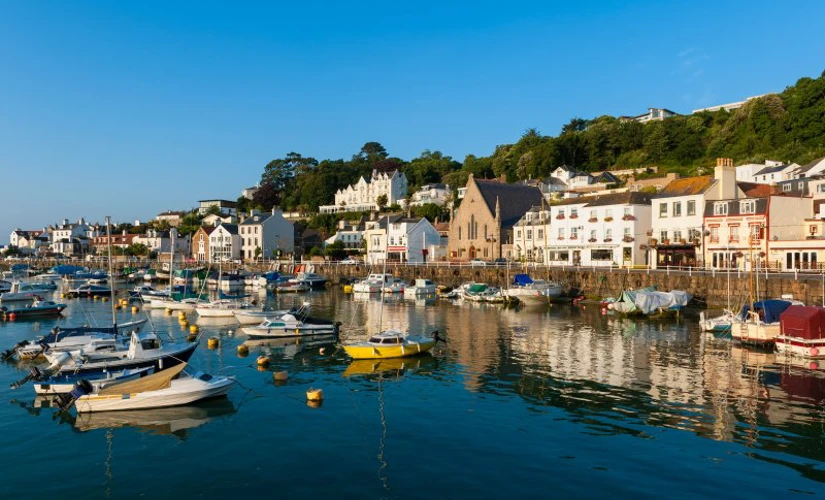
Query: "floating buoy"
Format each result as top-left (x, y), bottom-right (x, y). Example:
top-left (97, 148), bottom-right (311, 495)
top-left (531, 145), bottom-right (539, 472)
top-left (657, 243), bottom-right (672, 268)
top-left (601, 308), bottom-right (607, 315)
top-left (306, 399), bottom-right (323, 409)
top-left (237, 345), bottom-right (249, 357)
top-left (273, 371), bottom-right (288, 381)
top-left (93, 295), bottom-right (99, 301)
top-left (165, 308), bottom-right (172, 315)
top-left (8, 313), bottom-right (16, 321)
top-left (257, 355), bottom-right (270, 367)
top-left (811, 361), bottom-right (820, 370)
top-left (120, 299), bottom-right (129, 306)
top-left (189, 324), bottom-right (199, 335)
top-left (187, 333), bottom-right (198, 342)
top-left (343, 285), bottom-right (353, 294)
top-left (177, 312), bottom-right (187, 320)
top-left (306, 388), bottom-right (324, 402)
top-left (207, 337), bottom-right (219, 349)
top-left (319, 347), bottom-right (326, 355)
top-left (60, 293), bottom-right (66, 299)
top-left (132, 306), bottom-right (139, 313)
top-left (227, 330), bottom-right (234, 335)
top-left (102, 297), bottom-right (108, 302)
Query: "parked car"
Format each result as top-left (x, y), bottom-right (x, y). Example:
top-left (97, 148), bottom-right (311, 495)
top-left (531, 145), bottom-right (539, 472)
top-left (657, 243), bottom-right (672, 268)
top-left (470, 259), bottom-right (487, 266)
top-left (340, 257), bottom-right (362, 265)
top-left (493, 258), bottom-right (509, 266)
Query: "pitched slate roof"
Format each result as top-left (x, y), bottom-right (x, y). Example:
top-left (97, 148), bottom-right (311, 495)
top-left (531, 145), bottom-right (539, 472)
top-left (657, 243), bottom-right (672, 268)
top-left (240, 213), bottom-right (272, 225)
top-left (216, 223), bottom-right (238, 235)
top-left (654, 175), bottom-right (713, 198)
top-left (474, 179), bottom-right (544, 229)
top-left (578, 191), bottom-right (653, 207)
top-left (592, 171), bottom-right (621, 183)
top-left (795, 156), bottom-right (825, 175)
top-left (753, 164), bottom-right (788, 176)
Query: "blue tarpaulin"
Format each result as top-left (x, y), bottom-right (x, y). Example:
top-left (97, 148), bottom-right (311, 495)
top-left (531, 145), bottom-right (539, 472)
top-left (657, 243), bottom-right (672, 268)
top-left (739, 299), bottom-right (795, 324)
top-left (513, 274), bottom-right (534, 286)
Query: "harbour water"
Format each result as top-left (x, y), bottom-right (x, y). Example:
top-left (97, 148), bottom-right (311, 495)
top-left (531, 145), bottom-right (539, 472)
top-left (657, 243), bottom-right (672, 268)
top-left (1, 288), bottom-right (825, 498)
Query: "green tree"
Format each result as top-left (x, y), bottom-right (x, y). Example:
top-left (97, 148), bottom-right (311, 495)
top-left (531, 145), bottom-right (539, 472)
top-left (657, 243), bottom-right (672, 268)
top-left (376, 194), bottom-right (388, 210)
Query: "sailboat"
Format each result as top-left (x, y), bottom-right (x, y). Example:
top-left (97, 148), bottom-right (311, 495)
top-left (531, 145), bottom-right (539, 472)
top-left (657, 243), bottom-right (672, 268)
top-left (148, 229), bottom-right (207, 311)
top-left (342, 237), bottom-right (442, 360)
top-left (195, 258), bottom-right (253, 318)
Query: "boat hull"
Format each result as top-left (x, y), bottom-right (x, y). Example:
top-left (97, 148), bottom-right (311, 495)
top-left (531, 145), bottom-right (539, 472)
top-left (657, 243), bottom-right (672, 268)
top-left (242, 324), bottom-right (338, 339)
top-left (34, 367), bottom-right (153, 395)
top-left (731, 322), bottom-right (779, 345)
top-left (343, 339), bottom-right (436, 360)
top-left (74, 377), bottom-right (235, 413)
top-left (56, 342), bottom-right (198, 375)
top-left (776, 336), bottom-right (825, 358)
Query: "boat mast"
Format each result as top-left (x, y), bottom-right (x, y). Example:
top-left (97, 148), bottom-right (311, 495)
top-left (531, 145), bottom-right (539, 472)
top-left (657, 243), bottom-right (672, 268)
top-left (168, 228), bottom-right (176, 293)
top-left (105, 216), bottom-right (117, 331)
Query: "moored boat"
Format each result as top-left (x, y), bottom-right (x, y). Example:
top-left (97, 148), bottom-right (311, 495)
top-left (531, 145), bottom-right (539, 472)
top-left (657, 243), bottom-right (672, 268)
top-left (404, 279), bottom-right (437, 297)
top-left (342, 330), bottom-right (441, 360)
top-left (1, 299), bottom-right (66, 320)
top-left (776, 305), bottom-right (825, 358)
top-left (502, 274), bottom-right (563, 304)
top-left (241, 314), bottom-right (340, 339)
top-left (731, 299), bottom-right (800, 345)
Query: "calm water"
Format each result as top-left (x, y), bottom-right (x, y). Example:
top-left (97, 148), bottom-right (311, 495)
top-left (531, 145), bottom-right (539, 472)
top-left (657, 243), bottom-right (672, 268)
top-left (1, 286), bottom-right (825, 498)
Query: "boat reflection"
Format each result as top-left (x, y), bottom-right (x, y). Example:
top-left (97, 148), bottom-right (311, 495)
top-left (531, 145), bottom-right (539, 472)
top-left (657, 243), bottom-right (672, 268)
top-left (243, 334), bottom-right (337, 359)
top-left (342, 355), bottom-right (436, 378)
top-left (73, 399), bottom-right (237, 439)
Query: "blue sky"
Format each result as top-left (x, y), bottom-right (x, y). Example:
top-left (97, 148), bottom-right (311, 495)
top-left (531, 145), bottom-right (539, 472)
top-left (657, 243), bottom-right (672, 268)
top-left (1, 0), bottom-right (823, 243)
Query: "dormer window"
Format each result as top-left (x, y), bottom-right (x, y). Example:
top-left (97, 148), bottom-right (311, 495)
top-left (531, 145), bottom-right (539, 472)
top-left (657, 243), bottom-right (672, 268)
top-left (713, 202), bottom-right (729, 216)
top-left (740, 200), bottom-right (756, 214)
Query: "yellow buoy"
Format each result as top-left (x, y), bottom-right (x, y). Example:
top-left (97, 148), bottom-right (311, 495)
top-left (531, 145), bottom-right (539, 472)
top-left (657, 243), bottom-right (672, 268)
top-left (343, 285), bottom-right (353, 294)
top-left (102, 297), bottom-right (108, 302)
top-left (177, 312), bottom-right (187, 320)
top-left (165, 308), bottom-right (172, 315)
top-left (306, 399), bottom-right (323, 409)
top-left (93, 295), bottom-right (99, 301)
top-left (257, 355), bottom-right (270, 367)
top-left (237, 345), bottom-right (249, 357)
top-left (273, 371), bottom-right (288, 381)
top-left (187, 333), bottom-right (198, 342)
top-left (189, 324), bottom-right (199, 334)
top-left (60, 293), bottom-right (66, 299)
top-left (132, 306), bottom-right (139, 313)
top-left (207, 337), bottom-right (219, 349)
top-left (306, 388), bottom-right (324, 402)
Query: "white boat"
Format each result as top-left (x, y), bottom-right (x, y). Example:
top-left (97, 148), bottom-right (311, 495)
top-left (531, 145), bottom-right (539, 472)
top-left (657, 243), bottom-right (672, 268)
top-left (700, 310), bottom-right (737, 334)
top-left (61, 363), bottom-right (235, 413)
top-left (232, 302), bottom-right (309, 325)
top-left (353, 274), bottom-right (394, 294)
top-left (502, 274), bottom-right (563, 304)
top-left (66, 283), bottom-right (112, 298)
top-left (776, 305), bottom-right (825, 359)
top-left (195, 299), bottom-right (254, 318)
top-left (0, 280), bottom-right (11, 293)
top-left (404, 279), bottom-right (437, 297)
top-left (148, 296), bottom-right (203, 311)
top-left (241, 314), bottom-right (339, 339)
top-left (731, 299), bottom-right (801, 345)
top-left (290, 272), bottom-right (328, 289)
top-left (45, 331), bottom-right (198, 375)
top-left (31, 367), bottom-right (154, 395)
top-left (461, 283), bottom-right (504, 303)
top-left (0, 281), bottom-right (51, 302)
top-left (382, 278), bottom-right (406, 294)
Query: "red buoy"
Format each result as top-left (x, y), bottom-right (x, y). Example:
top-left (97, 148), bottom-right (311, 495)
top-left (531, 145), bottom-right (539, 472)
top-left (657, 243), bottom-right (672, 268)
top-left (8, 313), bottom-right (16, 321)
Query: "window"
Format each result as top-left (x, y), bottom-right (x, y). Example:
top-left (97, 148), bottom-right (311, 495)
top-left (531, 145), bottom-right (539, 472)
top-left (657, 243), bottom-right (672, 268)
top-left (660, 230), bottom-right (668, 241)
top-left (750, 225), bottom-right (763, 240)
top-left (783, 184), bottom-right (792, 192)
top-left (673, 230), bottom-right (682, 242)
top-left (526, 230), bottom-right (532, 240)
top-left (713, 202), bottom-right (728, 216)
top-left (571, 208), bottom-right (578, 218)
top-left (673, 202), bottom-right (682, 217)
top-left (623, 207), bottom-right (631, 216)
top-left (605, 229), bottom-right (613, 240)
top-left (557, 228), bottom-right (565, 239)
top-left (591, 249), bottom-right (612, 261)
top-left (687, 200), bottom-right (696, 216)
top-left (590, 229), bottom-right (597, 240)
top-left (710, 226), bottom-right (719, 243)
top-left (605, 209), bottom-right (613, 219)
top-left (729, 225), bottom-right (739, 243)
top-left (458, 227), bottom-right (462, 240)
top-left (589, 210), bottom-right (597, 220)
top-left (537, 229), bottom-right (544, 239)
top-left (516, 230), bottom-right (521, 239)
top-left (740, 200), bottom-right (756, 214)
top-left (571, 227), bottom-right (579, 239)
top-left (659, 203), bottom-right (668, 217)
top-left (623, 227), bottom-right (631, 237)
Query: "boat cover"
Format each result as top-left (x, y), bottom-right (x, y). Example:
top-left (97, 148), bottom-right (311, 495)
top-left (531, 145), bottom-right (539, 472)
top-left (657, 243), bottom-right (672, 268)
top-left (739, 299), bottom-right (794, 324)
top-left (633, 291), bottom-right (692, 315)
top-left (98, 363), bottom-right (186, 395)
top-left (780, 305), bottom-right (825, 340)
top-left (513, 274), bottom-right (534, 286)
top-left (52, 265), bottom-right (86, 276)
top-left (611, 286), bottom-right (658, 313)
top-left (467, 284), bottom-right (488, 294)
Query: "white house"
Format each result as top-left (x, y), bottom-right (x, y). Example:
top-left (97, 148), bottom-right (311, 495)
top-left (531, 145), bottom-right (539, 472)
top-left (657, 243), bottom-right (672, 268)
top-left (620, 108), bottom-right (680, 123)
top-left (750, 163), bottom-right (797, 184)
top-left (9, 229), bottom-right (49, 255)
top-left (325, 218), bottom-right (365, 250)
top-left (513, 192), bottom-right (652, 267)
top-left (238, 208), bottom-right (295, 261)
top-left (787, 156), bottom-right (825, 180)
top-left (49, 218), bottom-right (96, 256)
top-left (408, 183), bottom-right (451, 206)
top-left (365, 215), bottom-right (440, 264)
top-left (319, 169), bottom-right (408, 213)
top-left (133, 229), bottom-right (189, 255)
top-left (198, 199), bottom-right (237, 216)
top-left (735, 160), bottom-right (785, 182)
top-left (209, 223), bottom-right (240, 262)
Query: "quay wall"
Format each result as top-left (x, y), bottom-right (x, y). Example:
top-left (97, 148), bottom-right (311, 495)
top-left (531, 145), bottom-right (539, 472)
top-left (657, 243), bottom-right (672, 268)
top-left (4, 260), bottom-right (823, 308)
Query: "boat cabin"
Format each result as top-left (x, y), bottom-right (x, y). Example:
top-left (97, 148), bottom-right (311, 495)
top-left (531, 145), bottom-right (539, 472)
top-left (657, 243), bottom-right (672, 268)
top-left (127, 332), bottom-right (163, 359)
top-left (367, 331), bottom-right (405, 344)
top-left (780, 306), bottom-right (825, 340)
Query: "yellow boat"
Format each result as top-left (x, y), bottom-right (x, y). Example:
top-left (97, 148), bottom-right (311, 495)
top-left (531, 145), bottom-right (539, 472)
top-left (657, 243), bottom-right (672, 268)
top-left (342, 330), bottom-right (440, 360)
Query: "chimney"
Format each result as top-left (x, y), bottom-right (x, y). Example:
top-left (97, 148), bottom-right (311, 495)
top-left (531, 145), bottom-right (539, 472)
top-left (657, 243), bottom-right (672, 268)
top-left (122, 229), bottom-right (127, 236)
top-left (714, 158), bottom-right (737, 199)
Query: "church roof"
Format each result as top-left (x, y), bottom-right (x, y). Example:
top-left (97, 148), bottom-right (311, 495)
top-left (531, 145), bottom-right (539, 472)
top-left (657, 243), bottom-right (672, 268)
top-left (474, 179), bottom-right (544, 228)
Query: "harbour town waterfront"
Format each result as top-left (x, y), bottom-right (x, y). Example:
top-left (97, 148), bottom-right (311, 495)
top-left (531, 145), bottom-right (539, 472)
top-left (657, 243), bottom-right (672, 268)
top-left (1, 287), bottom-right (825, 497)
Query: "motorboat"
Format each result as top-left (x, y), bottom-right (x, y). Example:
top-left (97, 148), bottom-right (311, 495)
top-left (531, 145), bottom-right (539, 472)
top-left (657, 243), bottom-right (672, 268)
top-left (65, 283), bottom-right (112, 298)
top-left (461, 283), bottom-right (504, 303)
top-left (57, 363), bottom-right (235, 413)
top-left (404, 279), bottom-right (437, 297)
top-left (128, 285), bottom-right (171, 300)
top-left (72, 399), bottom-right (237, 435)
top-left (502, 274), bottom-right (564, 304)
top-left (195, 299), bottom-right (254, 318)
top-left (352, 274), bottom-right (394, 294)
top-left (700, 309), bottom-right (737, 334)
top-left (381, 278), bottom-right (406, 294)
top-left (44, 331), bottom-right (198, 375)
top-left (290, 272), bottom-right (328, 289)
top-left (342, 330), bottom-right (440, 360)
top-left (609, 287), bottom-right (691, 316)
top-left (1, 299), bottom-right (66, 320)
top-left (28, 367), bottom-right (154, 395)
top-left (0, 281), bottom-right (54, 302)
top-left (232, 302), bottom-right (310, 325)
top-left (775, 305), bottom-right (825, 358)
top-left (272, 281), bottom-right (310, 293)
top-left (731, 299), bottom-right (801, 345)
top-left (241, 314), bottom-right (339, 339)
top-left (0, 280), bottom-right (11, 293)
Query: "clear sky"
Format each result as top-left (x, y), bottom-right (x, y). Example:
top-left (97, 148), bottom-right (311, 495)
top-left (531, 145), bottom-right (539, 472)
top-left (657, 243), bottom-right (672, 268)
top-left (1, 0), bottom-right (823, 243)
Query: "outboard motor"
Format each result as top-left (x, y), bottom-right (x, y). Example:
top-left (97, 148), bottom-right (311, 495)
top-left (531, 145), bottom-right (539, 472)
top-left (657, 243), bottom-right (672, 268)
top-left (431, 330), bottom-right (447, 344)
top-left (56, 379), bottom-right (93, 411)
top-left (1, 340), bottom-right (30, 361)
top-left (10, 366), bottom-right (43, 389)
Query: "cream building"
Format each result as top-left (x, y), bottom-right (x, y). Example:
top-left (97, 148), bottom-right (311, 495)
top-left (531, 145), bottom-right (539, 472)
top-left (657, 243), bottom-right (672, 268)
top-left (319, 169), bottom-right (408, 213)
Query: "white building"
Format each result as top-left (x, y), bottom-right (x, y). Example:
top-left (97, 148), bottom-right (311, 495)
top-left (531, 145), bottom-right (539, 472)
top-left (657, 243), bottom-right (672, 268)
top-left (325, 218), bottom-right (365, 250)
top-left (238, 208), bottom-right (295, 261)
top-left (198, 199), bottom-right (237, 216)
top-left (49, 218), bottom-right (96, 256)
top-left (154, 211), bottom-right (185, 227)
top-left (9, 229), bottom-right (49, 255)
top-left (692, 94), bottom-right (771, 114)
top-left (209, 223), bottom-right (240, 262)
top-left (620, 108), bottom-right (679, 123)
top-left (319, 169), bottom-right (408, 213)
top-left (365, 215), bottom-right (441, 264)
top-left (408, 183), bottom-right (451, 206)
top-left (133, 229), bottom-right (189, 255)
top-left (513, 192), bottom-right (652, 267)
top-left (750, 162), bottom-right (798, 184)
